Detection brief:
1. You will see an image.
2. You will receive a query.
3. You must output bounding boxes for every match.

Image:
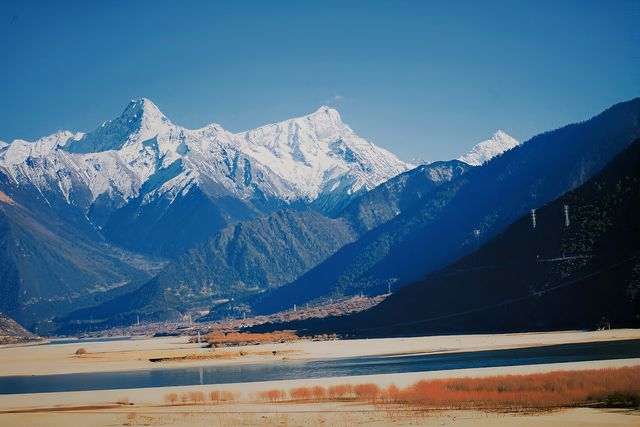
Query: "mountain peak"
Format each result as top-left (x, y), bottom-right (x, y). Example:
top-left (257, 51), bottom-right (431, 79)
top-left (314, 104), bottom-right (334, 113)
top-left (64, 98), bottom-right (172, 153)
top-left (305, 105), bottom-right (343, 127)
top-left (491, 130), bottom-right (515, 142)
top-left (121, 98), bottom-right (168, 125)
top-left (458, 130), bottom-right (520, 166)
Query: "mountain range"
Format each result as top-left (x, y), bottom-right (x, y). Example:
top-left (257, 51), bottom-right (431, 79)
top-left (0, 100), bottom-right (410, 257)
top-left (0, 101), bottom-right (415, 326)
top-left (63, 98), bottom-right (640, 329)
top-left (9, 96), bottom-right (636, 335)
top-left (254, 97), bottom-right (640, 314)
top-left (255, 136), bottom-right (640, 336)
top-left (60, 158), bottom-right (477, 328)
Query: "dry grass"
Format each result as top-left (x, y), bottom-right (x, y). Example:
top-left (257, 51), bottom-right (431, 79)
top-left (203, 330), bottom-right (300, 346)
top-left (396, 366), bottom-right (640, 410)
top-left (156, 366), bottom-right (640, 413)
top-left (248, 366), bottom-right (640, 410)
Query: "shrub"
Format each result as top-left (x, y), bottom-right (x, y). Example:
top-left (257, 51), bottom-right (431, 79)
top-left (164, 393), bottom-right (178, 404)
top-left (189, 391), bottom-right (205, 403)
top-left (398, 367), bottom-right (640, 410)
top-left (209, 390), bottom-right (221, 402)
top-left (75, 347), bottom-right (88, 355)
top-left (311, 367), bottom-right (640, 411)
top-left (258, 389), bottom-right (285, 402)
top-left (327, 384), bottom-right (352, 399)
top-left (354, 384), bottom-right (380, 401)
top-left (604, 391), bottom-right (640, 407)
top-left (290, 387), bottom-right (312, 400)
top-left (387, 384), bottom-right (400, 402)
top-left (117, 397), bottom-right (130, 405)
top-left (312, 386), bottom-right (326, 400)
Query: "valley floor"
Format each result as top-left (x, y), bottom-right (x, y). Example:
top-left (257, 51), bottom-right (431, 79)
top-left (1, 405), bottom-right (638, 427)
top-left (1, 328), bottom-right (639, 377)
top-left (0, 329), bottom-right (638, 426)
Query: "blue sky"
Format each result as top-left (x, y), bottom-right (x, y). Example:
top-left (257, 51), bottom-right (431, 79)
top-left (0, 0), bottom-right (638, 161)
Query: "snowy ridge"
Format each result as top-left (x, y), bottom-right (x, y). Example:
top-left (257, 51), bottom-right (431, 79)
top-left (238, 105), bottom-right (408, 200)
top-left (458, 130), bottom-right (519, 166)
top-left (0, 99), bottom-right (410, 214)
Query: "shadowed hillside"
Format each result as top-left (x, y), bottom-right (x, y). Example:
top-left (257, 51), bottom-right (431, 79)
top-left (254, 98), bottom-right (640, 314)
top-left (256, 138), bottom-right (640, 336)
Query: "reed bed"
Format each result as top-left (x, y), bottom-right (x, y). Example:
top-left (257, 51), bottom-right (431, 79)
top-left (160, 366), bottom-right (639, 410)
top-left (253, 366), bottom-right (640, 409)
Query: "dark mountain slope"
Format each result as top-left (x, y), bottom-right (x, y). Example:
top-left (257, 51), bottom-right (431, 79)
top-left (258, 138), bottom-right (640, 336)
top-left (0, 186), bottom-right (154, 327)
top-left (254, 98), bottom-right (640, 314)
top-left (103, 185), bottom-right (261, 257)
top-left (340, 160), bottom-right (473, 233)
top-left (62, 210), bottom-right (358, 327)
top-left (63, 160), bottom-right (472, 328)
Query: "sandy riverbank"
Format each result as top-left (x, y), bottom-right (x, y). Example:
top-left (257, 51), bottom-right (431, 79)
top-left (1, 330), bottom-right (639, 426)
top-left (1, 328), bottom-right (638, 377)
top-left (1, 361), bottom-right (639, 426)
top-left (1, 405), bottom-right (638, 427)
top-left (0, 357), bottom-right (639, 410)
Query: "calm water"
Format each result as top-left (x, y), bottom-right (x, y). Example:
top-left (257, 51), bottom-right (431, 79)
top-left (0, 339), bottom-right (638, 395)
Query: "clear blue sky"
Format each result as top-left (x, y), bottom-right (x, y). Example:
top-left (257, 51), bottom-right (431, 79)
top-left (1, 0), bottom-right (638, 161)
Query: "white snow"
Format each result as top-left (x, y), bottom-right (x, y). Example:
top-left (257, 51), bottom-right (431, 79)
top-left (457, 130), bottom-right (520, 166)
top-left (0, 99), bottom-right (410, 212)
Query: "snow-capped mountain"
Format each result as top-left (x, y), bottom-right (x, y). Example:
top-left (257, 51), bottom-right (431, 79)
top-left (457, 130), bottom-right (519, 166)
top-left (0, 99), bottom-right (409, 255)
top-left (239, 105), bottom-right (409, 202)
top-left (0, 99), bottom-right (408, 207)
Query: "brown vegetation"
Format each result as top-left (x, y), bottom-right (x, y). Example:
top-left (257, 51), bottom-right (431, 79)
top-left (203, 330), bottom-right (300, 346)
top-left (189, 391), bottom-right (205, 403)
top-left (149, 348), bottom-right (299, 363)
top-left (74, 347), bottom-right (88, 355)
top-left (164, 393), bottom-right (178, 404)
top-left (156, 366), bottom-right (640, 413)
top-left (258, 389), bottom-right (286, 402)
top-left (327, 384), bottom-right (353, 400)
top-left (312, 386), bottom-right (326, 400)
top-left (354, 383), bottom-right (381, 401)
top-left (388, 384), bottom-right (400, 401)
top-left (289, 387), bottom-right (312, 400)
top-left (249, 367), bottom-right (640, 410)
top-left (396, 367), bottom-right (640, 409)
